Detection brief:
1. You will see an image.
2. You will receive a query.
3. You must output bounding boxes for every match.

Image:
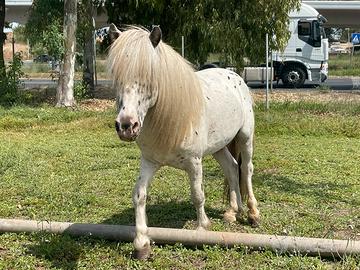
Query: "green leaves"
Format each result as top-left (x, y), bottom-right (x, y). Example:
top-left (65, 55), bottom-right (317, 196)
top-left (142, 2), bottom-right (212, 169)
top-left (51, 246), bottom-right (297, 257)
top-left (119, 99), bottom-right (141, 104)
top-left (42, 20), bottom-right (64, 61)
top-left (105, 0), bottom-right (301, 68)
top-left (25, 0), bottom-right (64, 50)
top-left (25, 0), bottom-right (104, 62)
top-left (0, 53), bottom-right (25, 105)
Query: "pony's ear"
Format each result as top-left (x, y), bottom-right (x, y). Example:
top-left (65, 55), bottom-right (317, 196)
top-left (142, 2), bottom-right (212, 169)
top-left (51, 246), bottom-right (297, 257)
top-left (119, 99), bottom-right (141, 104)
top-left (149, 25), bottom-right (162, 48)
top-left (109, 23), bottom-right (121, 43)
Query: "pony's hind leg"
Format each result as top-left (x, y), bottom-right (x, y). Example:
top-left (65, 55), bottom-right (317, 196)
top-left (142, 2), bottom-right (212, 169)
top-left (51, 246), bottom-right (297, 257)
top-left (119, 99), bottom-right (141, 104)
top-left (213, 148), bottom-right (243, 223)
top-left (132, 156), bottom-right (159, 260)
top-left (238, 130), bottom-right (260, 227)
top-left (185, 157), bottom-right (211, 230)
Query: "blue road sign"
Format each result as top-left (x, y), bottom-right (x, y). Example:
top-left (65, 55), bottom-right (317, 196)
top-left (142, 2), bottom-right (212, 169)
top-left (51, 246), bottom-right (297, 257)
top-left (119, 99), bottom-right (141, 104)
top-left (351, 33), bottom-right (360, 44)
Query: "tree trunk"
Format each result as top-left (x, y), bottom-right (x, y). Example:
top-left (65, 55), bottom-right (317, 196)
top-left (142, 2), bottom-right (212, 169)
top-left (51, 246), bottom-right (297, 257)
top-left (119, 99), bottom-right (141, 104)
top-left (82, 0), bottom-right (95, 97)
top-left (0, 0), bottom-right (6, 78)
top-left (56, 0), bottom-right (77, 107)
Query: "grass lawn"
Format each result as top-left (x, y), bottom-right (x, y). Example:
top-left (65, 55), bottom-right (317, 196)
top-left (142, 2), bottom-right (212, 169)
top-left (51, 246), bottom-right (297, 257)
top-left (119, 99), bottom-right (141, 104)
top-left (0, 92), bottom-right (360, 269)
top-left (329, 53), bottom-right (360, 77)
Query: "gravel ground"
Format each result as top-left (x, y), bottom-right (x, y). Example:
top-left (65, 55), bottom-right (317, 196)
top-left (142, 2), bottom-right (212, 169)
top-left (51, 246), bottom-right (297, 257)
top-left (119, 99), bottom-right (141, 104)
top-left (251, 89), bottom-right (360, 103)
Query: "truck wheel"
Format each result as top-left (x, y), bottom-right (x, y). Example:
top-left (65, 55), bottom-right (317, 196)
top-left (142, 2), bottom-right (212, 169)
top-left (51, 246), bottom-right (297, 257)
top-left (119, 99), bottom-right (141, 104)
top-left (281, 66), bottom-right (306, 88)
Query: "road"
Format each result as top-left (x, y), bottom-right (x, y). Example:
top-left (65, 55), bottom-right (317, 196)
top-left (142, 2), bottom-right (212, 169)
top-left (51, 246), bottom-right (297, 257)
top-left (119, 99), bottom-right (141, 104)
top-left (22, 78), bottom-right (360, 91)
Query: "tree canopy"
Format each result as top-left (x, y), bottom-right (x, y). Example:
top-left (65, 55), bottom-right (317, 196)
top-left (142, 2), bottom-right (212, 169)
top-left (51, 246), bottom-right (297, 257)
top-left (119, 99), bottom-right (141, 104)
top-left (25, 0), bottom-right (64, 60)
top-left (26, 0), bottom-right (105, 97)
top-left (25, 0), bottom-right (104, 60)
top-left (105, 0), bottom-right (301, 68)
top-left (26, 0), bottom-right (302, 70)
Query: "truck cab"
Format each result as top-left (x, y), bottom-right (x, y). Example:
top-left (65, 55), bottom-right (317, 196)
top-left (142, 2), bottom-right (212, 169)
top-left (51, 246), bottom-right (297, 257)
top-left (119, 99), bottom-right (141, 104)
top-left (273, 3), bottom-right (328, 87)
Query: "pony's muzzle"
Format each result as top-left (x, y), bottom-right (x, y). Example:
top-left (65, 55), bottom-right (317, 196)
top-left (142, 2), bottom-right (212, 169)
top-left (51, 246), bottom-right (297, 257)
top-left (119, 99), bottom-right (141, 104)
top-left (115, 120), bottom-right (140, 142)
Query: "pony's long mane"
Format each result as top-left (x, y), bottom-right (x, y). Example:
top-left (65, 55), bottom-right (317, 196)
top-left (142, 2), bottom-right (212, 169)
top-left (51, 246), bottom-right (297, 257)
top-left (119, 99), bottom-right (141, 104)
top-left (108, 26), bottom-right (204, 151)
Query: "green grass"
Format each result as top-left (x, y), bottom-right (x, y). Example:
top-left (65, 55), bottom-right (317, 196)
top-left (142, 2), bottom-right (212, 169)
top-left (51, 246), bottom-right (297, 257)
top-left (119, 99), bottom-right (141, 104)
top-left (0, 98), bottom-right (360, 269)
top-left (329, 53), bottom-right (360, 77)
top-left (21, 62), bottom-right (53, 76)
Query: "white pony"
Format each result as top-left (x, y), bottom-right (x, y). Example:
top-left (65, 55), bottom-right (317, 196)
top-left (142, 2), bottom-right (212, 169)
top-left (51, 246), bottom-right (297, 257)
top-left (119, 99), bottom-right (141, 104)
top-left (108, 24), bottom-right (260, 259)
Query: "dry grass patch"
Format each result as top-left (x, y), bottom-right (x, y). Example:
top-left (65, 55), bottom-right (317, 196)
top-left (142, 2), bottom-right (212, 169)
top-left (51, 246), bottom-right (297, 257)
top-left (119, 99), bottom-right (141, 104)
top-left (79, 99), bottom-right (115, 112)
top-left (251, 90), bottom-right (360, 103)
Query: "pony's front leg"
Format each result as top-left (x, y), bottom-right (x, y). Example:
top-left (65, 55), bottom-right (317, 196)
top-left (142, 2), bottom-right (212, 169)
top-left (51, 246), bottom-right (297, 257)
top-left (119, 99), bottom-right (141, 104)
top-left (186, 157), bottom-right (211, 230)
top-left (132, 156), bottom-right (159, 260)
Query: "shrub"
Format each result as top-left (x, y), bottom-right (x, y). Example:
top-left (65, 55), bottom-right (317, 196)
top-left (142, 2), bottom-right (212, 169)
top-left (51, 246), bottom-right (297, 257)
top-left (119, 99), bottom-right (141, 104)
top-left (74, 81), bottom-right (90, 101)
top-left (0, 53), bottom-right (25, 105)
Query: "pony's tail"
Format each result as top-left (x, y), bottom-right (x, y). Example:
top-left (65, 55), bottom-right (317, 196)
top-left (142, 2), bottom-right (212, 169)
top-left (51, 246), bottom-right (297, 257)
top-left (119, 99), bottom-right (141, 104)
top-left (224, 138), bottom-right (248, 204)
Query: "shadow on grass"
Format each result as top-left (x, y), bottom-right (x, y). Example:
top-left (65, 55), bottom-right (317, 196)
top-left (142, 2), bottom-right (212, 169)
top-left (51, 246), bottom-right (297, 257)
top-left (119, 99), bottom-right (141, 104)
top-left (255, 173), bottom-right (359, 206)
top-left (26, 233), bottom-right (83, 270)
top-left (25, 201), bottom-right (223, 269)
top-left (1, 84), bottom-right (115, 109)
top-left (0, 88), bottom-right (57, 108)
top-left (30, 85), bottom-right (115, 104)
top-left (102, 201), bottom-right (223, 229)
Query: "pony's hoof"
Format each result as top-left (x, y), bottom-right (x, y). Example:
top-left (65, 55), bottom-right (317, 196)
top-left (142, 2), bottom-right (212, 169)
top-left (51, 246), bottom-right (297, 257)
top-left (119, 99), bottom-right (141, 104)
top-left (196, 226), bottom-right (206, 231)
top-left (223, 211), bottom-right (237, 223)
top-left (248, 215), bottom-right (260, 228)
top-left (133, 244), bottom-right (151, 260)
top-left (196, 218), bottom-right (211, 231)
top-left (248, 208), bottom-right (260, 227)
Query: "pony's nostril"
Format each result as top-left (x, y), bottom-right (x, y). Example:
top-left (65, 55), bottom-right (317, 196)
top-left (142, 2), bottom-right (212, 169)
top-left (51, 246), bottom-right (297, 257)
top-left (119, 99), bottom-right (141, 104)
top-left (115, 121), bottom-right (120, 132)
top-left (133, 122), bottom-right (139, 130)
top-left (121, 123), bottom-right (131, 131)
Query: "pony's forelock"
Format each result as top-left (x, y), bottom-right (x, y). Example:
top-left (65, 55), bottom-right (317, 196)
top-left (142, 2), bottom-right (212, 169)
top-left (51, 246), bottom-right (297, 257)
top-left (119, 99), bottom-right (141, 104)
top-left (107, 27), bottom-right (204, 151)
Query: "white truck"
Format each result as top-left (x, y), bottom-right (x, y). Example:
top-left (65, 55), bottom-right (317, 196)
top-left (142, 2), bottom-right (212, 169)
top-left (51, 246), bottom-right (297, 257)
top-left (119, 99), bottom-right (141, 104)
top-left (243, 3), bottom-right (329, 88)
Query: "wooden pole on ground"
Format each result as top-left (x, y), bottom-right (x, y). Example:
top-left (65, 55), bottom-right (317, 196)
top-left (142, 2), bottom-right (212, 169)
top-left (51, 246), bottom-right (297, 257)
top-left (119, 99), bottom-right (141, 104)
top-left (1, 219), bottom-right (359, 258)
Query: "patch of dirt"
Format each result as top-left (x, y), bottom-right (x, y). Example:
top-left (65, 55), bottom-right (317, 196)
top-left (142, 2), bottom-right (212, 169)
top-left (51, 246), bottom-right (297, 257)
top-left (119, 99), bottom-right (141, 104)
top-left (24, 84), bottom-right (360, 111)
top-left (333, 229), bottom-right (360, 241)
top-left (92, 86), bottom-right (360, 105)
top-left (79, 98), bottom-right (115, 111)
top-left (251, 90), bottom-right (360, 103)
top-left (93, 86), bottom-right (116, 100)
top-left (78, 86), bottom-right (116, 111)
top-left (4, 37), bottom-right (31, 60)
top-left (260, 168), bottom-right (280, 175)
top-left (0, 246), bottom-right (8, 255)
